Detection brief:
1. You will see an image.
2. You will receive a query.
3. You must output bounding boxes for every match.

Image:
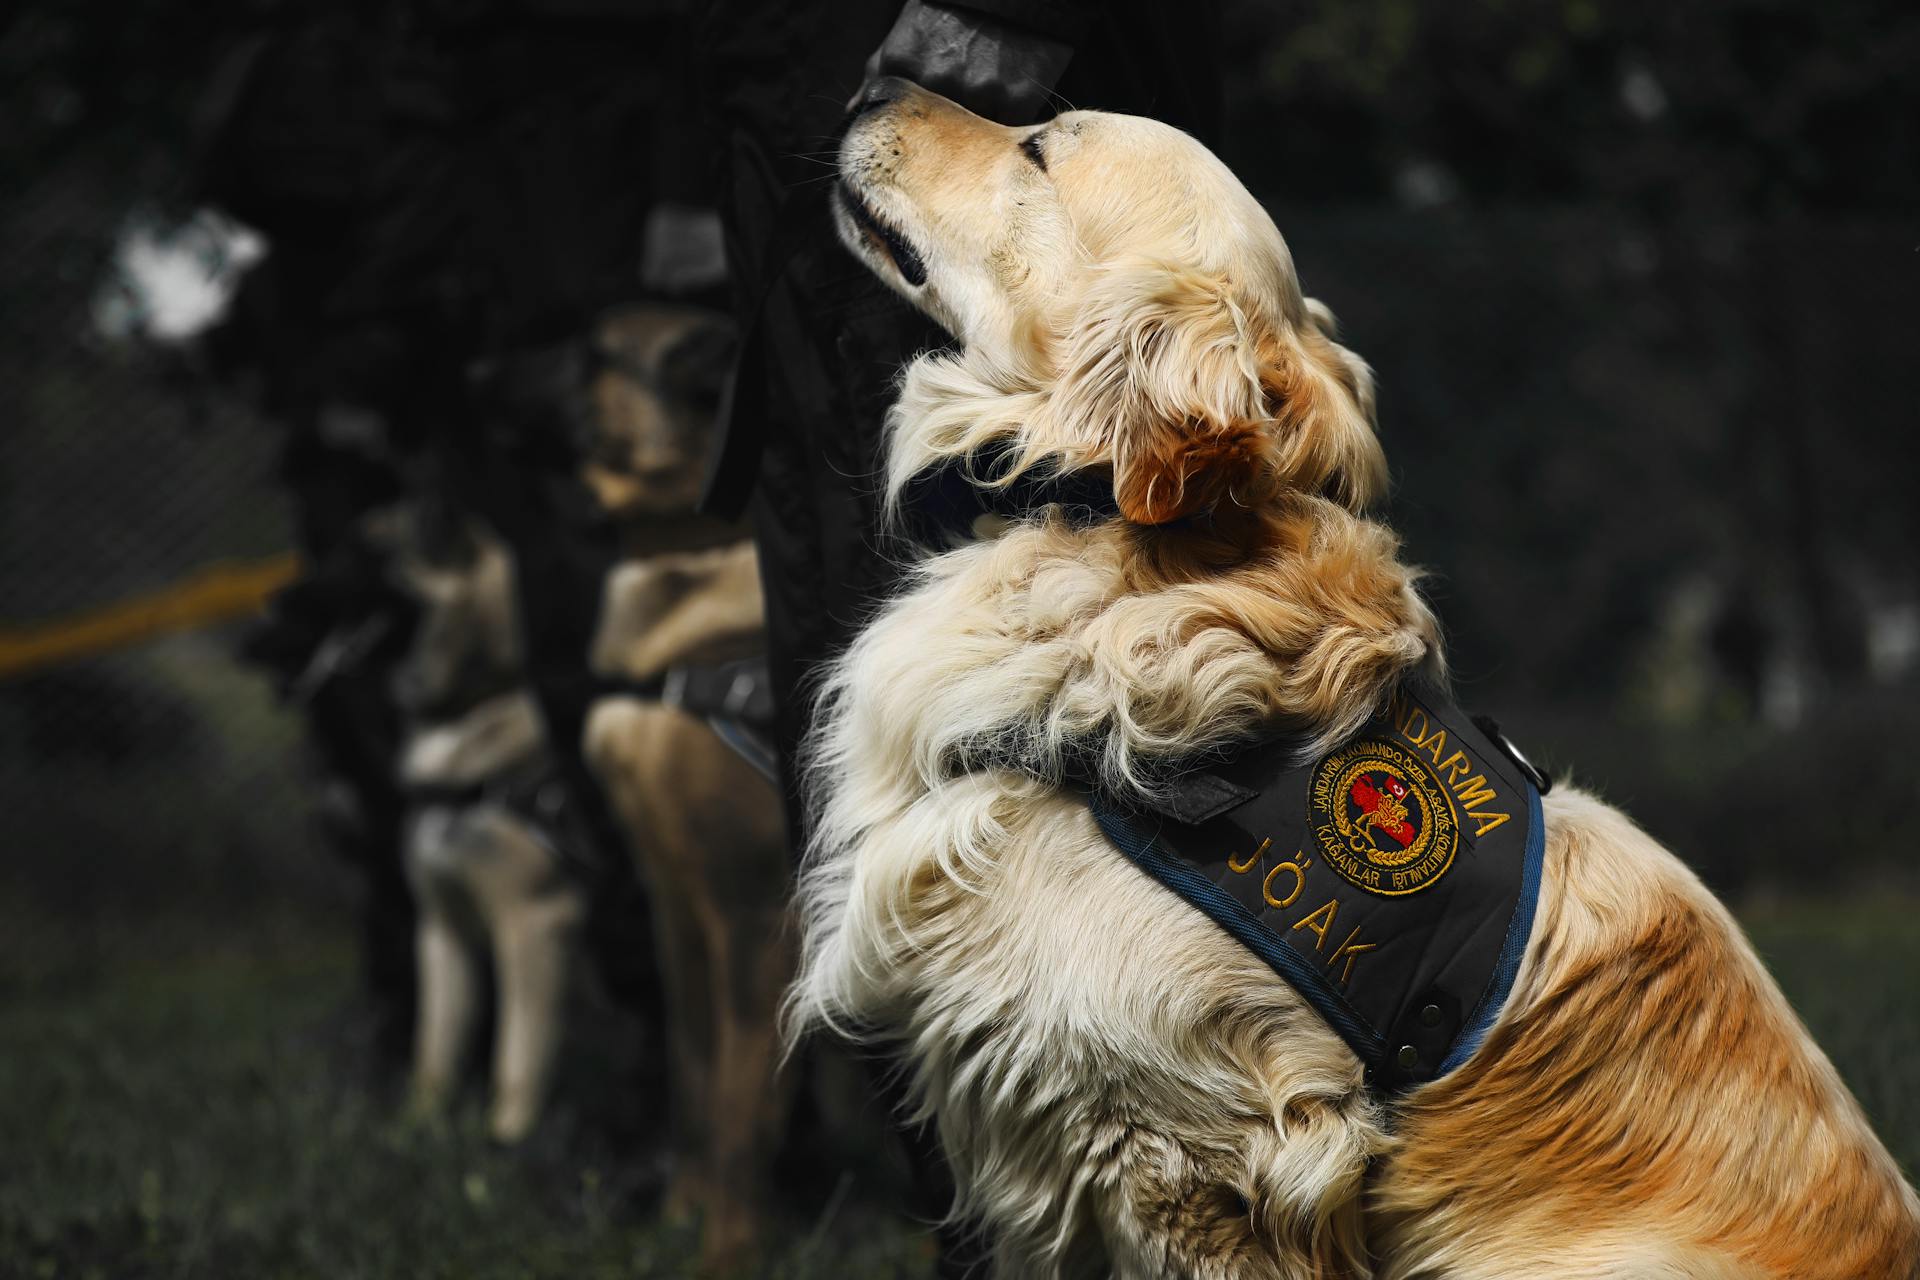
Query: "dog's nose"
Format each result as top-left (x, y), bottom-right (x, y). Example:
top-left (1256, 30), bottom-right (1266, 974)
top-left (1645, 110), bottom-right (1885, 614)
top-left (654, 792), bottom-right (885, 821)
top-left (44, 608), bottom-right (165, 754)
top-left (849, 76), bottom-right (907, 122)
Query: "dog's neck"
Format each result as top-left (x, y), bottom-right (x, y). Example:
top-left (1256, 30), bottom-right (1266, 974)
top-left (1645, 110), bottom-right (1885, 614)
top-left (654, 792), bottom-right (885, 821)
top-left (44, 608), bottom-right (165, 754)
top-left (811, 497), bottom-right (1441, 819)
top-left (607, 506), bottom-right (754, 560)
top-left (880, 350), bottom-right (1316, 557)
top-left (823, 344), bottom-right (1441, 804)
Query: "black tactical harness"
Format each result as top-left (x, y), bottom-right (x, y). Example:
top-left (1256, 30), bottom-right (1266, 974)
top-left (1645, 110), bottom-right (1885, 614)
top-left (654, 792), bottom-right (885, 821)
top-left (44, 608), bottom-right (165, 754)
top-left (1086, 681), bottom-right (1548, 1092)
top-left (402, 715), bottom-right (611, 883)
top-left (402, 656), bottom-right (779, 884)
top-left (907, 452), bottom-right (1551, 1091)
top-left (587, 654), bottom-right (779, 785)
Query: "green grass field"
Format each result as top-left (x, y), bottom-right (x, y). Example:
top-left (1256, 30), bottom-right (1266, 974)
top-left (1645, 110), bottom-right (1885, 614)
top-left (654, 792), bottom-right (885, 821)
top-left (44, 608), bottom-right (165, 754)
top-left (1, 892), bottom-right (1914, 1279)
top-left (0, 903), bottom-right (936, 1280)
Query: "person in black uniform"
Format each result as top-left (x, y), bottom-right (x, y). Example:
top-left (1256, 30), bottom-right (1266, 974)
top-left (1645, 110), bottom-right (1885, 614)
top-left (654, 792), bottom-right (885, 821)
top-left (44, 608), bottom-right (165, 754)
top-left (198, 0), bottom-right (708, 1067)
top-left (699, 0), bottom-right (1223, 844)
top-left (695, 4), bottom-right (1219, 1264)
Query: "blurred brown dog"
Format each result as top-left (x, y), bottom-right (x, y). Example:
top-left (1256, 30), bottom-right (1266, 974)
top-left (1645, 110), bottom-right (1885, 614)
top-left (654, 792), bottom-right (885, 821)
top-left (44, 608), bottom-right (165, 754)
top-left (382, 305), bottom-right (796, 1263)
top-left (382, 508), bottom-right (586, 1145)
top-left (579, 305), bottom-right (795, 1270)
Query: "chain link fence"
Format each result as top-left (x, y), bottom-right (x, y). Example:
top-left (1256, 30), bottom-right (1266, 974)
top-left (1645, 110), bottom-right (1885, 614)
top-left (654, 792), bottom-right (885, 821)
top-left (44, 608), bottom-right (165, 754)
top-left (9, 171), bottom-right (1920, 967)
top-left (0, 157), bottom-right (335, 986)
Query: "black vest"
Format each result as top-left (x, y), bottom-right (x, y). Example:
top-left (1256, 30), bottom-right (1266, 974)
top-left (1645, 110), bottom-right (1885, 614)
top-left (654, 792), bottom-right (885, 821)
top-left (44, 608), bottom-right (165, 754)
top-left (1088, 681), bottom-right (1547, 1092)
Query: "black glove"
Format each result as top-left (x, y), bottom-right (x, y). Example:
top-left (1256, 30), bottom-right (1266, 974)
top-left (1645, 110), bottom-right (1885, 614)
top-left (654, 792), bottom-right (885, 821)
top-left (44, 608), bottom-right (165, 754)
top-left (855, 0), bottom-right (1074, 125)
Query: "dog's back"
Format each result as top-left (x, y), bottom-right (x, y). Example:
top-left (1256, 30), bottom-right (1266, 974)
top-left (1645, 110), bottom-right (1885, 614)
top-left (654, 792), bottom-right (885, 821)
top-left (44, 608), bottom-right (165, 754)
top-left (1374, 789), bottom-right (1920, 1279)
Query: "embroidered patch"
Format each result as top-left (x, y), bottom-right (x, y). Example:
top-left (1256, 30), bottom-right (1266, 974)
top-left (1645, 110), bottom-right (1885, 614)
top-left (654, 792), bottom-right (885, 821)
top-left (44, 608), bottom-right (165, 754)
top-left (1309, 738), bottom-right (1460, 897)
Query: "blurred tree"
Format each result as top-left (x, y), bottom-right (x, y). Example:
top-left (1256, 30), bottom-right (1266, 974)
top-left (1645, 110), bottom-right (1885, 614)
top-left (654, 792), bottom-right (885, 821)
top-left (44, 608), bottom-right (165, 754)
top-left (1218, 0), bottom-right (1920, 215)
top-left (1214, 0), bottom-right (1919, 708)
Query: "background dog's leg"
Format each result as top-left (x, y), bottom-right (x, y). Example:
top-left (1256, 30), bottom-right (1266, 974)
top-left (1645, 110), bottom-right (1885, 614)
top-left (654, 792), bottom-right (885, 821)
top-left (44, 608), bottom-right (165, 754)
top-left (406, 809), bottom-right (485, 1118)
top-left (585, 702), bottom-right (721, 1234)
top-left (485, 892), bottom-right (582, 1144)
top-left (410, 905), bottom-right (483, 1116)
top-left (585, 698), bottom-right (796, 1272)
top-left (694, 897), bottom-right (796, 1269)
top-left (649, 867), bottom-right (720, 1232)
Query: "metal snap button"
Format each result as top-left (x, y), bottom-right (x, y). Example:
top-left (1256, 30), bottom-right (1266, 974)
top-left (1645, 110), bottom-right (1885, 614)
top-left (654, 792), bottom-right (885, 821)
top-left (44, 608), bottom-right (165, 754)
top-left (1419, 1003), bottom-right (1443, 1027)
top-left (1396, 1044), bottom-right (1419, 1070)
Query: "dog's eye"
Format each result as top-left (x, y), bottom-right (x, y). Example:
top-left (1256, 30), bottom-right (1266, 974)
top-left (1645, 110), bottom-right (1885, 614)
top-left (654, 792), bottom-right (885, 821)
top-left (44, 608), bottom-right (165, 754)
top-left (1020, 131), bottom-right (1048, 173)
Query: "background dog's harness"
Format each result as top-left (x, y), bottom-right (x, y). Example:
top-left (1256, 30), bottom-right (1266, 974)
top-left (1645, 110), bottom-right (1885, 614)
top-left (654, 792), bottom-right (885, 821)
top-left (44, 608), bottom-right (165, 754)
top-left (403, 655), bottom-right (779, 883)
top-left (1086, 682), bottom-right (1548, 1091)
top-left (402, 694), bottom-right (612, 883)
top-left (589, 655), bottom-right (779, 784)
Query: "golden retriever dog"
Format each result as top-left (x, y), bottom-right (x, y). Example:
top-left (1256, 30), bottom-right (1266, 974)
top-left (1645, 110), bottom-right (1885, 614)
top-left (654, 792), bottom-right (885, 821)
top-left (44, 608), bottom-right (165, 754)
top-left (383, 510), bottom-right (587, 1145)
top-left (578, 304), bottom-right (795, 1269)
top-left (789, 79), bottom-right (1920, 1278)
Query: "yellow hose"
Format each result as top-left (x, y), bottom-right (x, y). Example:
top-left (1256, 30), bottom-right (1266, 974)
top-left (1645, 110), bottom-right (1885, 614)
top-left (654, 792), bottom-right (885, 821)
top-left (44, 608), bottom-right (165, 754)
top-left (0, 551), bottom-right (301, 679)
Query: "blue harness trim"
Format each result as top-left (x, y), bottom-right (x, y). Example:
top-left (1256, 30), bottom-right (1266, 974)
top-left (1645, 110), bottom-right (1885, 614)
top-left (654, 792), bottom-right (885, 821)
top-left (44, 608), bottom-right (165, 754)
top-left (1441, 779), bottom-right (1545, 1074)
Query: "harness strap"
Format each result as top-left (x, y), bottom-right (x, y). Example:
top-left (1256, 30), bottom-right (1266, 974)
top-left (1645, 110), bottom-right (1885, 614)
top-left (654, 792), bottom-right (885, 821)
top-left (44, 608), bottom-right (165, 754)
top-left (406, 756), bottom-right (612, 884)
top-left (896, 447), bottom-right (1121, 549)
top-left (1089, 793), bottom-right (1388, 1064)
top-left (592, 655), bottom-right (779, 784)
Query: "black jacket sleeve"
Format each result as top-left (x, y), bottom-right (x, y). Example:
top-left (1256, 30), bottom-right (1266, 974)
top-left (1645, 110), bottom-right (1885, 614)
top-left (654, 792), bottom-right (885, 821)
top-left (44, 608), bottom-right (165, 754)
top-left (930, 0), bottom-right (1093, 46)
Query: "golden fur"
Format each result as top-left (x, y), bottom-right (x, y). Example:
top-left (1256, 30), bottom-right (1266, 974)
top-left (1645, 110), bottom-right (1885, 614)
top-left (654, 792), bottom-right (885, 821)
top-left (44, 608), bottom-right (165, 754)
top-left (792, 81), bottom-right (1920, 1277)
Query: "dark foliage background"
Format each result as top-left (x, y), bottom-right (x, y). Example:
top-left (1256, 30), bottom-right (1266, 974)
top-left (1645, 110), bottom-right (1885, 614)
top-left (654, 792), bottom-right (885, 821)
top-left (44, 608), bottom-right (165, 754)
top-left (1212, 0), bottom-right (1920, 895)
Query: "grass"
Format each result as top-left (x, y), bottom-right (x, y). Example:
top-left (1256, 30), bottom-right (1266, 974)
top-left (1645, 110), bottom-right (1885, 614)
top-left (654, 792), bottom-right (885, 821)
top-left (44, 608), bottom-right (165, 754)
top-left (0, 890), bottom-right (1913, 1278)
top-left (0, 906), bottom-right (935, 1280)
top-left (1741, 891), bottom-right (1920, 1174)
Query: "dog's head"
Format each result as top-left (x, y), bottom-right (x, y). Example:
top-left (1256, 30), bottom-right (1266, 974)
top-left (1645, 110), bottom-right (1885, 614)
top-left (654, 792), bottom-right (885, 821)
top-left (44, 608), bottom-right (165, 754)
top-left (368, 503), bottom-right (521, 719)
top-left (836, 79), bottom-right (1383, 525)
top-left (581, 305), bottom-right (735, 520)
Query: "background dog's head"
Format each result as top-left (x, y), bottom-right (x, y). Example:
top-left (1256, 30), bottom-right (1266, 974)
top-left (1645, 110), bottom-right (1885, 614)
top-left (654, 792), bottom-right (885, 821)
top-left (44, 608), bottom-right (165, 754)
top-left (836, 78), bottom-right (1384, 526)
top-left (581, 305), bottom-right (735, 520)
top-left (368, 503), bottom-right (522, 720)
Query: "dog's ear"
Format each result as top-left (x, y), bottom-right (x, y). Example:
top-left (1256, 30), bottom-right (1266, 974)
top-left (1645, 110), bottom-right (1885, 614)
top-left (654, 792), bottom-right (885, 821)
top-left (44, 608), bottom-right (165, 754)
top-left (1261, 297), bottom-right (1385, 513)
top-left (1112, 415), bottom-right (1269, 526)
top-left (1053, 261), bottom-right (1384, 523)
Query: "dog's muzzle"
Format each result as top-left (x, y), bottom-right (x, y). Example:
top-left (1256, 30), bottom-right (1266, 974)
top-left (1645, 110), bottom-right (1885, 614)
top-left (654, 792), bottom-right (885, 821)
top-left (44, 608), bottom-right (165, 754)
top-left (835, 180), bottom-right (928, 288)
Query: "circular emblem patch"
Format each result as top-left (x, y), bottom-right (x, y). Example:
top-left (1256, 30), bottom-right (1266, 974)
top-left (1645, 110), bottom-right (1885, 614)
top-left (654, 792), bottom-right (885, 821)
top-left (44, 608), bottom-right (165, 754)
top-left (1308, 739), bottom-right (1460, 897)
